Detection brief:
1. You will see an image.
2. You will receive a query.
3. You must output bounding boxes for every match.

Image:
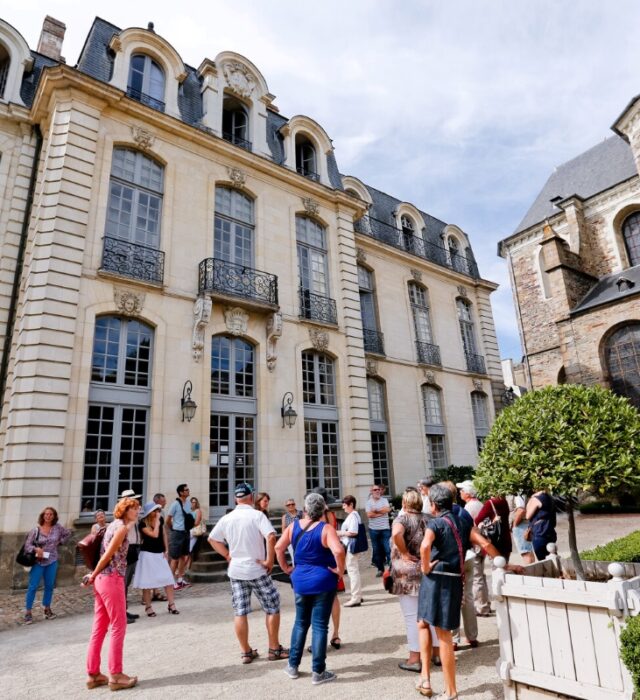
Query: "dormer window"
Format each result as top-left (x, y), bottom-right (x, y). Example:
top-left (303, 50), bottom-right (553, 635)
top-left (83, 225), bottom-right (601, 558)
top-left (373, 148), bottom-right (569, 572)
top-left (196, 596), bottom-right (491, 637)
top-left (222, 96), bottom-right (251, 151)
top-left (0, 44), bottom-right (9, 99)
top-left (296, 135), bottom-right (318, 181)
top-left (127, 54), bottom-right (165, 112)
top-left (401, 215), bottom-right (415, 251)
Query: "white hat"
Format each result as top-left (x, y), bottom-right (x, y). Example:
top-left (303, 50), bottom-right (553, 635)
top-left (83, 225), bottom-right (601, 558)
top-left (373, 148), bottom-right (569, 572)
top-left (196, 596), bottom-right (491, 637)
top-left (119, 489), bottom-right (142, 499)
top-left (456, 480), bottom-right (477, 497)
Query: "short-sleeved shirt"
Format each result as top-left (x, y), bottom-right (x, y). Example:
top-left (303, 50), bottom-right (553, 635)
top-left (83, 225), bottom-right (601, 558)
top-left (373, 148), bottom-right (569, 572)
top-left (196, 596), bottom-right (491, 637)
top-left (340, 511), bottom-right (361, 548)
top-left (167, 498), bottom-right (192, 531)
top-left (366, 497), bottom-right (390, 530)
top-left (209, 504), bottom-right (276, 581)
top-left (464, 498), bottom-right (483, 521)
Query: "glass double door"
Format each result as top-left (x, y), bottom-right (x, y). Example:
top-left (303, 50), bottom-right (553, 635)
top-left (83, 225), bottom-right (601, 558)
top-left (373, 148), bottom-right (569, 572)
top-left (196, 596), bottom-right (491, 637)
top-left (209, 413), bottom-right (255, 516)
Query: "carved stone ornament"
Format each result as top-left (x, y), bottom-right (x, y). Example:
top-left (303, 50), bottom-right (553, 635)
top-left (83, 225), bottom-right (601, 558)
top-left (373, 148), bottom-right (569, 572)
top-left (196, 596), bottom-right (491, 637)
top-left (131, 125), bottom-right (155, 150)
top-left (411, 269), bottom-right (423, 282)
top-left (366, 359), bottom-right (378, 376)
top-left (356, 247), bottom-right (367, 263)
top-left (192, 297), bottom-right (212, 362)
top-left (226, 166), bottom-right (246, 187)
top-left (222, 61), bottom-right (256, 99)
top-left (224, 307), bottom-right (249, 336)
top-left (266, 312), bottom-right (283, 372)
top-left (457, 285), bottom-right (468, 298)
top-left (114, 287), bottom-right (145, 316)
top-left (423, 369), bottom-right (436, 384)
top-left (302, 197), bottom-right (319, 216)
top-left (309, 328), bottom-right (329, 352)
top-left (473, 379), bottom-right (484, 391)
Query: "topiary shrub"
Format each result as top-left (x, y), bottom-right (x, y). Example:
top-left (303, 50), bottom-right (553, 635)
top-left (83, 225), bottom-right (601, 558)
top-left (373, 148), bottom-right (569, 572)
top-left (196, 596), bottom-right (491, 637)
top-left (474, 384), bottom-right (640, 579)
top-left (581, 531), bottom-right (640, 563)
top-left (434, 465), bottom-right (475, 484)
top-left (620, 615), bottom-right (640, 694)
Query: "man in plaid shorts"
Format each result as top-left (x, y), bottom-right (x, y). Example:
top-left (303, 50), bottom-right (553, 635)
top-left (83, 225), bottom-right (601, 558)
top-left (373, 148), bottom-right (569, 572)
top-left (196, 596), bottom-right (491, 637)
top-left (209, 482), bottom-right (289, 664)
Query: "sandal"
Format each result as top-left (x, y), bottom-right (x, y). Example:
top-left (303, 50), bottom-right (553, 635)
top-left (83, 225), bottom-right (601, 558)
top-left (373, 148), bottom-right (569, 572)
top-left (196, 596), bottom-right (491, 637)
top-left (416, 678), bottom-right (433, 697)
top-left (145, 605), bottom-right (156, 618)
top-left (330, 637), bottom-right (341, 650)
top-left (86, 673), bottom-right (108, 689)
top-left (167, 603), bottom-right (180, 615)
top-left (268, 645), bottom-right (289, 660)
top-left (108, 674), bottom-right (137, 691)
top-left (241, 648), bottom-right (259, 664)
top-left (431, 654), bottom-right (442, 667)
top-left (44, 608), bottom-right (57, 620)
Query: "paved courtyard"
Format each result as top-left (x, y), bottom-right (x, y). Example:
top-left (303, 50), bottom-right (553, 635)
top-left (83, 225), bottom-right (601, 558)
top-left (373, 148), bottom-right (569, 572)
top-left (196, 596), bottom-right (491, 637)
top-left (1, 512), bottom-right (638, 699)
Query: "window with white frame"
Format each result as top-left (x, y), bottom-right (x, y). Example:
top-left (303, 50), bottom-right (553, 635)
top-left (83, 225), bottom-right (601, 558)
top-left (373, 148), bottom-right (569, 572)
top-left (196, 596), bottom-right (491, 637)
top-left (367, 377), bottom-right (392, 490)
top-left (471, 390), bottom-right (490, 453)
top-left (409, 282), bottom-right (434, 344)
top-left (222, 95), bottom-right (250, 150)
top-left (0, 44), bottom-right (9, 99)
top-left (457, 298), bottom-right (478, 357)
top-left (127, 53), bottom-right (165, 110)
top-left (422, 384), bottom-right (447, 471)
top-left (295, 135), bottom-right (318, 180)
top-left (214, 186), bottom-right (254, 269)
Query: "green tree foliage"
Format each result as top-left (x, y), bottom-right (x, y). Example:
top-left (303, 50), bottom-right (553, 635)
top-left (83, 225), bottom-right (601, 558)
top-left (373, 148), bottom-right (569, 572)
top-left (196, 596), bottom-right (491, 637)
top-left (620, 615), bottom-right (640, 694)
top-left (581, 531), bottom-right (640, 563)
top-left (475, 385), bottom-right (640, 577)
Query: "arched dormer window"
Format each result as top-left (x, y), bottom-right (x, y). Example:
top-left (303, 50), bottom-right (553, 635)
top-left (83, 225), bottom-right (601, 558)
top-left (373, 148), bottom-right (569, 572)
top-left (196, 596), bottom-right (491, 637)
top-left (0, 20), bottom-right (33, 107)
top-left (446, 234), bottom-right (469, 274)
top-left (222, 95), bottom-right (251, 151)
top-left (342, 176), bottom-right (373, 234)
top-left (296, 135), bottom-right (318, 181)
top-left (128, 53), bottom-right (165, 111)
top-left (622, 212), bottom-right (640, 267)
top-left (0, 44), bottom-right (9, 99)
top-left (400, 215), bottom-right (417, 253)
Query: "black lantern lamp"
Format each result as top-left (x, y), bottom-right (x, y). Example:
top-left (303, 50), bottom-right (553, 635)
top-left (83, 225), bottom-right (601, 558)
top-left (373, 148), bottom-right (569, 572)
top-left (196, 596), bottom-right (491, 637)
top-left (181, 380), bottom-right (197, 422)
top-left (281, 392), bottom-right (297, 429)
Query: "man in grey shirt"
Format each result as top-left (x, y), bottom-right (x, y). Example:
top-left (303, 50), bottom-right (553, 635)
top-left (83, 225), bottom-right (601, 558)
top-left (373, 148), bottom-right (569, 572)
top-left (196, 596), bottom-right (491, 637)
top-left (365, 484), bottom-right (391, 577)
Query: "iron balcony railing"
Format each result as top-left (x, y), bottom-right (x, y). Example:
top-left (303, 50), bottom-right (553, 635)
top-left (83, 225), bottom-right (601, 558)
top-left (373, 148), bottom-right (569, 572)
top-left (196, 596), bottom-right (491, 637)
top-left (465, 351), bottom-right (486, 374)
top-left (416, 340), bottom-right (442, 366)
top-left (299, 288), bottom-right (338, 325)
top-left (199, 258), bottom-right (278, 306)
top-left (222, 131), bottom-right (253, 152)
top-left (296, 166), bottom-right (320, 182)
top-left (101, 236), bottom-right (165, 285)
top-left (354, 216), bottom-right (479, 278)
top-left (363, 328), bottom-right (385, 355)
top-left (126, 85), bottom-right (165, 112)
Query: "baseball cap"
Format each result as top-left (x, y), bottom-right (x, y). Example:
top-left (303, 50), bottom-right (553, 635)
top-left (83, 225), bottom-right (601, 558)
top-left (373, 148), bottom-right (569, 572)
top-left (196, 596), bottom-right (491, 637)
top-left (234, 482), bottom-right (254, 498)
top-left (456, 480), bottom-right (477, 496)
top-left (120, 488), bottom-right (142, 499)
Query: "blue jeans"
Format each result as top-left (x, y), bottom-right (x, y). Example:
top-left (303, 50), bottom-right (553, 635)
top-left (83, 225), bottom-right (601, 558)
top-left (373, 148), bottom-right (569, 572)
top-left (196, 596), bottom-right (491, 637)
top-left (25, 561), bottom-right (58, 610)
top-left (370, 528), bottom-right (391, 572)
top-left (289, 590), bottom-right (336, 673)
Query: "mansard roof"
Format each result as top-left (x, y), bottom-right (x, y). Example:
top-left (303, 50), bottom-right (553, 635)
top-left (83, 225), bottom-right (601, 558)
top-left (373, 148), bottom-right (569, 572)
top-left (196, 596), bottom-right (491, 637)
top-left (514, 135), bottom-right (637, 235)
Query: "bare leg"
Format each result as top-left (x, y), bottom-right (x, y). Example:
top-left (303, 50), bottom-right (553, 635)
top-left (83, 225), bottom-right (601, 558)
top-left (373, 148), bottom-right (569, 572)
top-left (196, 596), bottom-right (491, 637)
top-left (265, 612), bottom-right (280, 650)
top-left (522, 552), bottom-right (535, 565)
top-left (436, 627), bottom-right (457, 697)
top-left (331, 595), bottom-right (341, 639)
top-left (417, 619), bottom-right (432, 681)
top-left (169, 559), bottom-right (178, 577)
top-left (234, 615), bottom-right (251, 652)
top-left (142, 589), bottom-right (151, 607)
top-left (165, 584), bottom-right (175, 606)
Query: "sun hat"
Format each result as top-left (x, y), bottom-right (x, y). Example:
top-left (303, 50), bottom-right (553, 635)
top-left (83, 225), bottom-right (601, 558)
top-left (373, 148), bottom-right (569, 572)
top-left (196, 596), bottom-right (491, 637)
top-left (141, 502), bottom-right (161, 518)
top-left (120, 488), bottom-right (142, 499)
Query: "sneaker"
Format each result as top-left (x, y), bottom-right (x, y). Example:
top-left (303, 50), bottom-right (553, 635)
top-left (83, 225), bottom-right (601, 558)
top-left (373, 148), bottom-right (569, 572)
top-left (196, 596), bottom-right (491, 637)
top-left (43, 609), bottom-right (57, 620)
top-left (312, 670), bottom-right (337, 685)
top-left (284, 665), bottom-right (299, 680)
top-left (23, 612), bottom-right (33, 625)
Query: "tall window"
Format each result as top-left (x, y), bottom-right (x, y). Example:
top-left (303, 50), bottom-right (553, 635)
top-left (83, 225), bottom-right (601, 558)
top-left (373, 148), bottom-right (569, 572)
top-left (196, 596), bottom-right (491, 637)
top-left (210, 336), bottom-right (257, 514)
top-left (127, 54), bottom-right (165, 110)
top-left (359, 266), bottom-right (383, 354)
top-left (422, 384), bottom-right (447, 471)
top-left (410, 282), bottom-right (440, 365)
top-left (401, 215), bottom-right (415, 252)
top-left (368, 378), bottom-right (392, 490)
top-left (0, 44), bottom-right (9, 99)
top-left (457, 298), bottom-right (478, 357)
top-left (82, 317), bottom-right (153, 512)
top-left (447, 235), bottom-right (468, 273)
top-left (622, 212), bottom-right (640, 267)
top-left (214, 186), bottom-right (254, 268)
top-left (297, 215), bottom-right (336, 323)
top-left (471, 391), bottom-right (490, 453)
top-left (303, 351), bottom-right (340, 497)
top-left (604, 323), bottom-right (640, 408)
top-left (296, 135), bottom-right (318, 180)
top-left (222, 95), bottom-right (250, 150)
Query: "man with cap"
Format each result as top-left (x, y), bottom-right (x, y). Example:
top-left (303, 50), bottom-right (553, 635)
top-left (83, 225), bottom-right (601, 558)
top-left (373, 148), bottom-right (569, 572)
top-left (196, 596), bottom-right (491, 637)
top-left (118, 489), bottom-right (142, 624)
top-left (457, 479), bottom-right (491, 616)
top-left (166, 484), bottom-right (193, 590)
top-left (208, 482), bottom-right (289, 665)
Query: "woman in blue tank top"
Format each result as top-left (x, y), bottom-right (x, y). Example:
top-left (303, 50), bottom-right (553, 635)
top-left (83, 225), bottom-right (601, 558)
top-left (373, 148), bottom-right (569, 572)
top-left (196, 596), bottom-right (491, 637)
top-left (276, 492), bottom-right (346, 685)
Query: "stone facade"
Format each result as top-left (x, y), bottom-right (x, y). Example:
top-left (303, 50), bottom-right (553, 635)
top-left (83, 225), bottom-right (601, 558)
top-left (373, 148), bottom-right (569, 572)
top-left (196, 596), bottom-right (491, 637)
top-left (0, 16), bottom-right (503, 588)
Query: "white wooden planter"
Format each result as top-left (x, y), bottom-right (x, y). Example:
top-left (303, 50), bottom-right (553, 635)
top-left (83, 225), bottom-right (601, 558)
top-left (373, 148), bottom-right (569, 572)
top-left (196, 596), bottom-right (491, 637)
top-left (493, 547), bottom-right (640, 700)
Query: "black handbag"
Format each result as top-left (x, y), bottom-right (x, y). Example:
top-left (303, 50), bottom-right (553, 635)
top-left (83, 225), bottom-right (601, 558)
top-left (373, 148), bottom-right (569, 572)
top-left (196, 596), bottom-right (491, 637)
top-left (479, 500), bottom-right (502, 548)
top-left (16, 528), bottom-right (39, 567)
top-left (348, 523), bottom-right (369, 554)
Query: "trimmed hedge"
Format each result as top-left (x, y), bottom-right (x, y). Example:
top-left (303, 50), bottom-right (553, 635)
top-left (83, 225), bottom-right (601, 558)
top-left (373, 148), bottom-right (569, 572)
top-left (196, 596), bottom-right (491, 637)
top-left (580, 530), bottom-right (640, 563)
top-left (434, 465), bottom-right (475, 484)
top-left (620, 615), bottom-right (640, 695)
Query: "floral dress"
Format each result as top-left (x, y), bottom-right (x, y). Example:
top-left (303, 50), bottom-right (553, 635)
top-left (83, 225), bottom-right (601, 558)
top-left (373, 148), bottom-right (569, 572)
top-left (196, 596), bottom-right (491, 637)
top-left (390, 511), bottom-right (427, 596)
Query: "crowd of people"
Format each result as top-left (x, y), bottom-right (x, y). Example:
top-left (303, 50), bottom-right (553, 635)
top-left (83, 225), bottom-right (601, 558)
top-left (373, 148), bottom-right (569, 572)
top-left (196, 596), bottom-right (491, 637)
top-left (19, 478), bottom-right (558, 697)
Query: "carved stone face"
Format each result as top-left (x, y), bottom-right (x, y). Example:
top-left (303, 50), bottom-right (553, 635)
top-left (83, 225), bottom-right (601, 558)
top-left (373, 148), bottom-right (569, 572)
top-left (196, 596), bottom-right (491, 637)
top-left (123, 295), bottom-right (136, 313)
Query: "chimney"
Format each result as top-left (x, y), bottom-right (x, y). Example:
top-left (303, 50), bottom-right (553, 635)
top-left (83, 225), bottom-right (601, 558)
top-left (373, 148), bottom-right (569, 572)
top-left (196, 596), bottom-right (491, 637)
top-left (37, 16), bottom-right (66, 62)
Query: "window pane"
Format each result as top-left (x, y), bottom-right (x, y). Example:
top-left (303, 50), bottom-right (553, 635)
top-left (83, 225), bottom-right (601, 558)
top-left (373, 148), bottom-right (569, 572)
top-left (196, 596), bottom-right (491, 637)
top-left (211, 336), bottom-right (254, 398)
top-left (82, 405), bottom-right (115, 512)
top-left (422, 385), bottom-right (443, 425)
top-left (367, 378), bottom-right (385, 422)
top-left (303, 351), bottom-right (335, 406)
top-left (302, 351), bottom-right (316, 404)
top-left (605, 323), bottom-right (640, 408)
top-left (91, 317), bottom-right (121, 383)
top-left (371, 431), bottom-right (390, 489)
top-left (124, 320), bottom-right (152, 387)
top-left (426, 435), bottom-right (447, 470)
top-left (211, 336), bottom-right (231, 395)
top-left (471, 392), bottom-right (489, 430)
top-left (623, 213), bottom-right (640, 266)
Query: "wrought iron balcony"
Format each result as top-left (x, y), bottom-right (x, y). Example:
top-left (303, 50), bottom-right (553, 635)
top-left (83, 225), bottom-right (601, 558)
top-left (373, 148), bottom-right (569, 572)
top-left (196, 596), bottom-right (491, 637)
top-left (465, 351), bottom-right (486, 374)
top-left (199, 258), bottom-right (278, 307)
top-left (416, 340), bottom-right (442, 366)
top-left (299, 288), bottom-right (338, 325)
top-left (101, 237), bottom-right (165, 285)
top-left (222, 131), bottom-right (252, 152)
top-left (363, 328), bottom-right (385, 355)
top-left (296, 166), bottom-right (320, 182)
top-left (126, 85), bottom-right (165, 112)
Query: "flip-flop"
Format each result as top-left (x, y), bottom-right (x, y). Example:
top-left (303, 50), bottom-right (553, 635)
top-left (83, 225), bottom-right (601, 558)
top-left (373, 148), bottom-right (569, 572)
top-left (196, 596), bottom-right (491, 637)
top-left (399, 661), bottom-right (421, 673)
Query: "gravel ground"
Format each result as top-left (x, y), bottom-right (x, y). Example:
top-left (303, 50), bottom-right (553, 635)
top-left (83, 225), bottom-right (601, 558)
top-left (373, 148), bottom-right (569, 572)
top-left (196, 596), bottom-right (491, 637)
top-left (1, 512), bottom-right (638, 700)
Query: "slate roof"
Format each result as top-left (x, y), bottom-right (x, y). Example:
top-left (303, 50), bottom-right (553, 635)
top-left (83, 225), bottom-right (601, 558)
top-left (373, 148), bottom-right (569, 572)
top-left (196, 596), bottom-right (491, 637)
top-left (514, 135), bottom-right (638, 234)
top-left (571, 264), bottom-right (640, 315)
top-left (19, 52), bottom-right (59, 107)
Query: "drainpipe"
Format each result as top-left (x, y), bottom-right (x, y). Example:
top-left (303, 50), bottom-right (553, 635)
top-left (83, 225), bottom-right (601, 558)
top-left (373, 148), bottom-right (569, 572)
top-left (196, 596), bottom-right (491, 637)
top-left (0, 125), bottom-right (43, 416)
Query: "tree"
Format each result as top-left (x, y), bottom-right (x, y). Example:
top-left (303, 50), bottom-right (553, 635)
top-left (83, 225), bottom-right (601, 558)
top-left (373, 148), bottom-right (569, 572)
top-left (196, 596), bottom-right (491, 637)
top-left (474, 384), bottom-right (640, 579)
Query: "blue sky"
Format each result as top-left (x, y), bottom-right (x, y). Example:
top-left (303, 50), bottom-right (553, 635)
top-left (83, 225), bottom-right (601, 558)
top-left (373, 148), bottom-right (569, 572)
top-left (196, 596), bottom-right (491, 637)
top-left (8, 0), bottom-right (640, 359)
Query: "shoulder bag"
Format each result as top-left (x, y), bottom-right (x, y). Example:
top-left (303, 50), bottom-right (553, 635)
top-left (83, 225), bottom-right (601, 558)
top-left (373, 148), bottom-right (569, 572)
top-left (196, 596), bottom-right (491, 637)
top-left (479, 499), bottom-right (503, 549)
top-left (178, 499), bottom-right (195, 531)
top-left (16, 527), bottom-right (40, 567)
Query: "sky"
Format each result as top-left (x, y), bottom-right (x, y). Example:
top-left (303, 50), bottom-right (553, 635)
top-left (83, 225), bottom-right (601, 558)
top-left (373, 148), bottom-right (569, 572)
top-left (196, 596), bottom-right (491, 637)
top-left (5, 0), bottom-right (640, 360)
